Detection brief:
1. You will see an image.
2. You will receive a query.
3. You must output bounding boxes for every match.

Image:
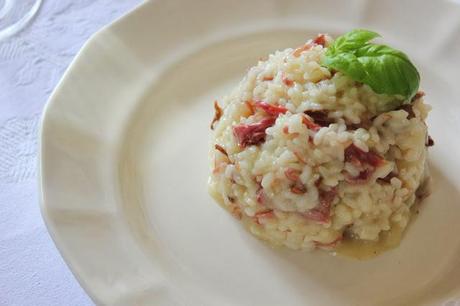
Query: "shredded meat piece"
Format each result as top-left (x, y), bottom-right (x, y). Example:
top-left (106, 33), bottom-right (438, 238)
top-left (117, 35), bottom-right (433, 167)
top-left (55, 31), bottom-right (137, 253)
top-left (282, 75), bottom-right (294, 87)
top-left (255, 210), bottom-right (274, 224)
top-left (312, 33), bottom-right (327, 47)
top-left (255, 210), bottom-right (274, 218)
top-left (293, 34), bottom-right (327, 57)
top-left (426, 135), bottom-right (434, 147)
top-left (255, 101), bottom-right (288, 116)
top-left (245, 100), bottom-right (255, 115)
top-left (345, 169), bottom-right (373, 184)
top-left (210, 100), bottom-right (223, 130)
top-left (411, 90), bottom-right (425, 102)
top-left (314, 177), bottom-right (322, 187)
top-left (293, 44), bottom-right (313, 57)
top-left (256, 188), bottom-right (265, 204)
top-left (377, 172), bottom-right (398, 184)
top-left (398, 104), bottom-right (416, 119)
top-left (291, 182), bottom-right (307, 194)
top-left (302, 115), bottom-right (321, 132)
top-left (285, 168), bottom-right (306, 194)
top-left (319, 187), bottom-right (337, 206)
top-left (344, 144), bottom-right (384, 183)
top-left (302, 188), bottom-right (337, 223)
top-left (284, 168), bottom-right (301, 181)
top-left (262, 76), bottom-right (274, 81)
top-left (214, 144), bottom-right (228, 157)
top-left (283, 125), bottom-right (299, 137)
top-left (233, 117), bottom-right (276, 148)
top-left (304, 110), bottom-right (335, 127)
top-left (344, 144), bottom-right (383, 168)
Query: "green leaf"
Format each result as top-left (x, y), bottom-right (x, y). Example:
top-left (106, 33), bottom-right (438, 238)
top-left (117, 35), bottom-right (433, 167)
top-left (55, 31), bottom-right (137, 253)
top-left (327, 29), bottom-right (380, 55)
top-left (322, 29), bottom-right (420, 103)
top-left (356, 45), bottom-right (420, 98)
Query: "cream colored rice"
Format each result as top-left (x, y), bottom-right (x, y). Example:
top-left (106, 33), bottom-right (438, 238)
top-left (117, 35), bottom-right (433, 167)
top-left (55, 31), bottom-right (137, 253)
top-left (208, 34), bottom-right (431, 251)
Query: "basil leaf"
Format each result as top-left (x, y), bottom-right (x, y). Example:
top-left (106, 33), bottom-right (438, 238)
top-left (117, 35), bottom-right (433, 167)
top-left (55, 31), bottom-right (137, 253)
top-left (328, 29), bottom-right (380, 55)
top-left (355, 44), bottom-right (420, 98)
top-left (322, 29), bottom-right (420, 102)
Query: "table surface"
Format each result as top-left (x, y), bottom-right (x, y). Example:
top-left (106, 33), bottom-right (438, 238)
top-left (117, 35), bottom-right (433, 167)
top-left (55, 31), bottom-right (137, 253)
top-left (0, 1), bottom-right (141, 305)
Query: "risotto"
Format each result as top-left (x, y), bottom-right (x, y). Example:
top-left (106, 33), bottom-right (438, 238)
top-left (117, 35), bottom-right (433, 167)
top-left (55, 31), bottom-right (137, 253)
top-left (208, 30), bottom-right (433, 254)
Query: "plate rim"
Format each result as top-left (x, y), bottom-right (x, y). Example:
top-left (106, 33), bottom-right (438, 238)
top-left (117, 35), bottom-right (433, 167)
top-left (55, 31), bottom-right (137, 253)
top-left (38, 2), bottom-right (149, 305)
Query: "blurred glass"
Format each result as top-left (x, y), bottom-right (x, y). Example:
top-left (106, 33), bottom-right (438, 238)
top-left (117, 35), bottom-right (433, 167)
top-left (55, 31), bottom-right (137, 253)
top-left (0, 0), bottom-right (42, 41)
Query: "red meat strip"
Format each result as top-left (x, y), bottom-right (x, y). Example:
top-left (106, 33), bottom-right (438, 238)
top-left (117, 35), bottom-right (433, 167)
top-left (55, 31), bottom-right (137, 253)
top-left (233, 117), bottom-right (276, 148)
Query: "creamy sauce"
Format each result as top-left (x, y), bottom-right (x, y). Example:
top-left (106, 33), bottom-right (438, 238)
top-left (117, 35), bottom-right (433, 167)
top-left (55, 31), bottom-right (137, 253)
top-left (335, 196), bottom-right (425, 260)
top-left (335, 224), bottom-right (405, 260)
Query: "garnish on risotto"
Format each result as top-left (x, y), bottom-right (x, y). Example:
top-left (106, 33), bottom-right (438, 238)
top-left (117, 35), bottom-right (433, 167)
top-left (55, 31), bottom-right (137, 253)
top-left (208, 29), bottom-right (433, 258)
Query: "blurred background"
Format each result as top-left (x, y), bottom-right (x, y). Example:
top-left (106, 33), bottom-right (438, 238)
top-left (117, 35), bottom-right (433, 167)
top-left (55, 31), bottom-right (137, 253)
top-left (0, 1), bottom-right (140, 305)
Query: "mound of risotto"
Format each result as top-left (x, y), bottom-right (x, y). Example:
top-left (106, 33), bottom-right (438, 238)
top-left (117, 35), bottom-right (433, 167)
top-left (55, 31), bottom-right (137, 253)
top-left (208, 30), bottom-right (433, 253)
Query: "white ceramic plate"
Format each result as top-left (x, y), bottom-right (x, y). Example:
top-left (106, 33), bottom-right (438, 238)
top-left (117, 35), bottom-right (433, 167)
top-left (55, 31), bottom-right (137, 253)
top-left (40, 0), bottom-right (460, 305)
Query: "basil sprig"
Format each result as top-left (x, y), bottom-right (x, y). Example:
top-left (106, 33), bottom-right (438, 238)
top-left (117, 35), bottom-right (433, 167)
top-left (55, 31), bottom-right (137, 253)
top-left (322, 29), bottom-right (420, 103)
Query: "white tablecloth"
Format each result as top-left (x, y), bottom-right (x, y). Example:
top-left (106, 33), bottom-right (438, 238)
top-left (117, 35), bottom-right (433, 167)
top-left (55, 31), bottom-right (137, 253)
top-left (0, 1), bottom-right (141, 305)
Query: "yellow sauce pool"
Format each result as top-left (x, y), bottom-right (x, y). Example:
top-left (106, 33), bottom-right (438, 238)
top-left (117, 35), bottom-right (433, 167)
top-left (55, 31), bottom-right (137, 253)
top-left (335, 201), bottom-right (422, 260)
